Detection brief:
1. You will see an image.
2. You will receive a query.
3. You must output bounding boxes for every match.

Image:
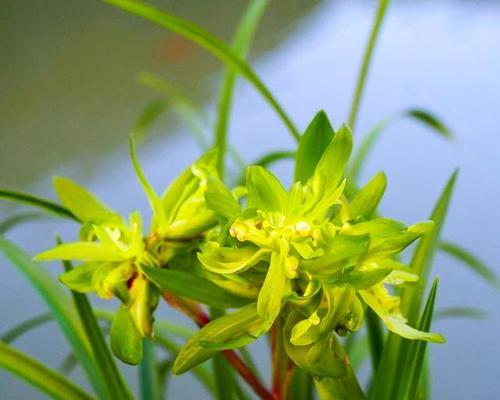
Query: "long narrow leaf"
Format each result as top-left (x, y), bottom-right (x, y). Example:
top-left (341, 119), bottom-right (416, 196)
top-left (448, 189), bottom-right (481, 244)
top-left (0, 237), bottom-right (106, 397)
top-left (0, 213), bottom-right (47, 235)
top-left (371, 171), bottom-right (457, 400)
top-left (60, 253), bottom-right (132, 400)
top-left (0, 190), bottom-right (77, 221)
top-left (349, 109), bottom-right (453, 183)
top-left (143, 266), bottom-right (251, 309)
top-left (101, 0), bottom-right (299, 140)
top-left (347, 0), bottom-right (390, 130)
top-left (0, 341), bottom-right (95, 400)
top-left (435, 306), bottom-right (486, 321)
top-left (214, 0), bottom-right (270, 177)
top-left (1, 313), bottom-right (52, 343)
top-left (439, 240), bottom-right (499, 287)
top-left (397, 279), bottom-right (440, 400)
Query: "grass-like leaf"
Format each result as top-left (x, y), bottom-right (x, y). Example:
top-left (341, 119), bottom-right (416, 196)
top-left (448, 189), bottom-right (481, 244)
top-left (60, 252), bottom-right (132, 400)
top-left (396, 279), bottom-right (440, 400)
top-left (0, 189), bottom-right (77, 221)
top-left (439, 240), bottom-right (499, 287)
top-left (0, 341), bottom-right (95, 400)
top-left (0, 237), bottom-right (105, 397)
top-left (347, 0), bottom-right (390, 131)
top-left (132, 99), bottom-right (169, 142)
top-left (435, 306), bottom-right (487, 321)
top-left (371, 171), bottom-right (457, 400)
top-left (143, 266), bottom-right (251, 309)
top-left (1, 313), bottom-right (52, 343)
top-left (138, 71), bottom-right (211, 149)
top-left (214, 0), bottom-right (270, 177)
top-left (101, 0), bottom-right (299, 140)
top-left (349, 109), bottom-right (453, 183)
top-left (0, 212), bottom-right (47, 235)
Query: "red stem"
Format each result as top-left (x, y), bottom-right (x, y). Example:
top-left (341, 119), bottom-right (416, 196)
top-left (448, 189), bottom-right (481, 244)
top-left (162, 293), bottom-right (275, 400)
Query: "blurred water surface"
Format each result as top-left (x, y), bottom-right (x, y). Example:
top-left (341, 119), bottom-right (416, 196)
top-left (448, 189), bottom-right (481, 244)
top-left (1, 0), bottom-right (499, 399)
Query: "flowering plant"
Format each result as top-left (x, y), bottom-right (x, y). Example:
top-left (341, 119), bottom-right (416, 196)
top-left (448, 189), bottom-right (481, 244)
top-left (1, 1), bottom-right (496, 400)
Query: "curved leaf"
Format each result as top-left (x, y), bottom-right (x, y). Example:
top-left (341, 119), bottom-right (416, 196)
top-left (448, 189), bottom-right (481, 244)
top-left (143, 266), bottom-right (251, 309)
top-left (0, 341), bottom-right (95, 400)
top-left (101, 0), bottom-right (299, 140)
top-left (214, 0), bottom-right (270, 177)
top-left (0, 237), bottom-right (105, 397)
top-left (439, 240), bottom-right (499, 287)
top-left (0, 189), bottom-right (77, 221)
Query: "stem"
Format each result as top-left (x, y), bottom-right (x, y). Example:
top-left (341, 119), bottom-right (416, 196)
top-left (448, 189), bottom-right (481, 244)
top-left (162, 294), bottom-right (274, 400)
top-left (365, 308), bottom-right (384, 372)
top-left (271, 320), bottom-right (294, 400)
top-left (347, 0), bottom-right (390, 131)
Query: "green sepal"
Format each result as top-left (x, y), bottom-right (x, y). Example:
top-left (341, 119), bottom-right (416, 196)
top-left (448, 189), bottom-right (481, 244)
top-left (246, 166), bottom-right (287, 212)
top-left (110, 306), bottom-right (144, 365)
top-left (198, 242), bottom-right (269, 274)
top-left (347, 172), bottom-right (386, 221)
top-left (59, 262), bottom-right (99, 292)
top-left (294, 111), bottom-right (335, 183)
top-left (205, 176), bottom-right (241, 219)
top-left (314, 124), bottom-right (353, 191)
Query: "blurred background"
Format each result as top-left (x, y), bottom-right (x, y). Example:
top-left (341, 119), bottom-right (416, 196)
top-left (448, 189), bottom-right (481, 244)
top-left (1, 0), bottom-right (499, 398)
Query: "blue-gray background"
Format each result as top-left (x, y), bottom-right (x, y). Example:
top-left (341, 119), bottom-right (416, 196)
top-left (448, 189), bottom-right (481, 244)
top-left (1, 0), bottom-right (498, 398)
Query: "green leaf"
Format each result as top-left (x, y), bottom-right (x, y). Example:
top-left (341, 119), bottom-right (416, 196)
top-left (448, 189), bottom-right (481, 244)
top-left (132, 98), bottom-right (168, 141)
top-left (348, 109), bottom-right (453, 183)
top-left (129, 135), bottom-right (168, 228)
top-left (138, 71), bottom-right (210, 149)
top-left (140, 339), bottom-right (161, 400)
top-left (205, 177), bottom-right (242, 219)
top-left (346, 218), bottom-right (406, 239)
top-left (101, 0), bottom-right (299, 140)
top-left (403, 171), bottom-right (458, 324)
top-left (371, 171), bottom-right (457, 400)
top-left (53, 177), bottom-right (112, 222)
top-left (397, 279), bottom-right (441, 400)
top-left (315, 124), bottom-right (353, 189)
top-left (0, 341), bottom-right (95, 400)
top-left (214, 0), bottom-right (270, 177)
top-left (1, 313), bottom-right (53, 343)
top-left (294, 111), bottom-right (335, 183)
top-left (60, 253), bottom-right (132, 400)
top-left (0, 189), bottom-right (77, 221)
top-left (347, 0), bottom-right (390, 132)
top-left (0, 237), bottom-right (105, 397)
top-left (142, 266), bottom-right (251, 309)
top-left (246, 166), bottom-right (287, 212)
top-left (435, 306), bottom-right (487, 321)
top-left (405, 109), bottom-right (453, 140)
top-left (348, 172), bottom-right (386, 220)
top-left (439, 240), bottom-right (499, 287)
top-left (173, 303), bottom-right (264, 374)
top-left (0, 212), bottom-right (47, 235)
top-left (110, 306), bottom-right (143, 365)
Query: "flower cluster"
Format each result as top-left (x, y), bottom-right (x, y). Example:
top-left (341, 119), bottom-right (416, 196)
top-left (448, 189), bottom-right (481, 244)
top-left (35, 125), bottom-right (443, 373)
